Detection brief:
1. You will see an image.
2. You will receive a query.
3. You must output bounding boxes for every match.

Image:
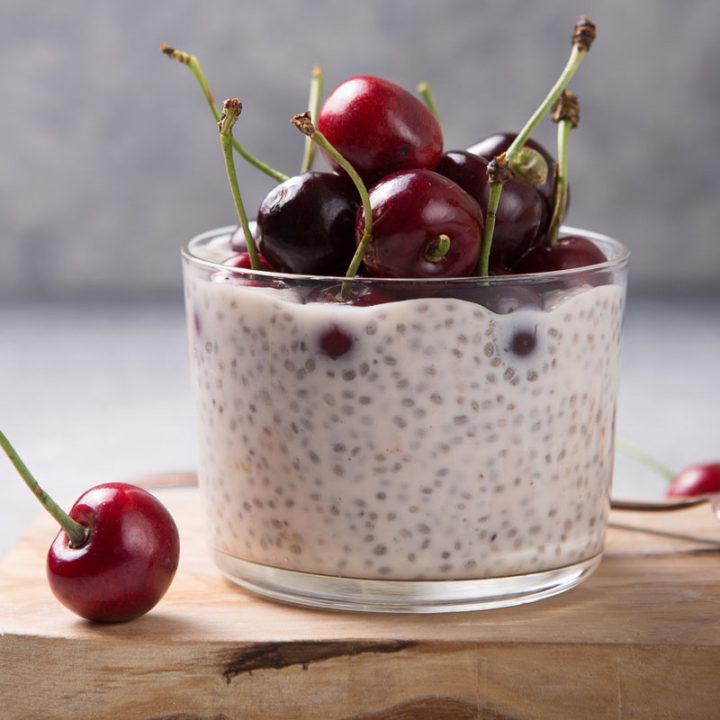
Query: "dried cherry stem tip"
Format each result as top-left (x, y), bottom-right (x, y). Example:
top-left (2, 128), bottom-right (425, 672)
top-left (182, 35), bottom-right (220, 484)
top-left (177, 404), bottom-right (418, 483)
top-left (219, 99), bottom-right (261, 271)
top-left (291, 112), bottom-right (373, 282)
top-left (551, 89), bottom-right (580, 127)
top-left (161, 44), bottom-right (288, 182)
top-left (573, 16), bottom-right (597, 52)
top-left (0, 431), bottom-right (88, 548)
top-left (547, 90), bottom-right (580, 245)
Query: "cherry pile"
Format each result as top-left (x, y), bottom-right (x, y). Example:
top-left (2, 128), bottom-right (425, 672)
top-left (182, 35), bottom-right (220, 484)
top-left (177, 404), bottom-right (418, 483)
top-left (163, 16), bottom-right (605, 303)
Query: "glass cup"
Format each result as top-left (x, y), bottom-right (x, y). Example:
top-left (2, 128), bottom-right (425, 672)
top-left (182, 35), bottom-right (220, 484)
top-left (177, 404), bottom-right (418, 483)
top-left (182, 226), bottom-right (629, 613)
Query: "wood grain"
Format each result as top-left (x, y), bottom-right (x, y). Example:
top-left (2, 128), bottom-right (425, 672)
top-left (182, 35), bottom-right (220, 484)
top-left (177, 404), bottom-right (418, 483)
top-left (1, 483), bottom-right (719, 719)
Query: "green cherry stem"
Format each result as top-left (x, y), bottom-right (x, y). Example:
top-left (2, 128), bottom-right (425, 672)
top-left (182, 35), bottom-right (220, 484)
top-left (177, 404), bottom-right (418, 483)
top-left (547, 90), bottom-right (579, 246)
top-left (424, 234), bottom-right (451, 263)
top-left (616, 439), bottom-right (676, 483)
top-left (219, 99), bottom-right (262, 271)
top-left (475, 16), bottom-right (596, 276)
top-left (0, 431), bottom-right (88, 548)
top-left (475, 178), bottom-right (504, 276)
top-left (417, 82), bottom-right (441, 125)
top-left (161, 44), bottom-right (288, 183)
top-left (300, 66), bottom-right (324, 173)
top-left (291, 112), bottom-right (373, 281)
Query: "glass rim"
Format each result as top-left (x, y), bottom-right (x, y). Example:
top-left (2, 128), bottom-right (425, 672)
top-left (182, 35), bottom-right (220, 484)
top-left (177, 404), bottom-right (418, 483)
top-left (181, 225), bottom-right (629, 286)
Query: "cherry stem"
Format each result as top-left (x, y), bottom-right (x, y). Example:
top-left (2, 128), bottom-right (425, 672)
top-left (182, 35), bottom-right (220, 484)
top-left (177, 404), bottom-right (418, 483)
top-left (290, 112), bottom-right (373, 284)
top-left (547, 90), bottom-right (579, 246)
top-left (300, 66), bottom-right (324, 173)
top-left (547, 117), bottom-right (571, 246)
top-left (424, 234), bottom-right (451, 263)
top-left (475, 16), bottom-right (596, 276)
top-left (0, 431), bottom-right (88, 548)
top-left (160, 44), bottom-right (289, 183)
top-left (417, 82), bottom-right (441, 125)
top-left (219, 99), bottom-right (262, 271)
top-left (474, 157), bottom-right (511, 276)
top-left (616, 439), bottom-right (676, 483)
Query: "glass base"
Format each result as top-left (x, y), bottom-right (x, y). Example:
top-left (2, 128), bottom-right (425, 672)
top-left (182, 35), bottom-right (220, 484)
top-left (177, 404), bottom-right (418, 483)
top-left (213, 549), bottom-right (602, 614)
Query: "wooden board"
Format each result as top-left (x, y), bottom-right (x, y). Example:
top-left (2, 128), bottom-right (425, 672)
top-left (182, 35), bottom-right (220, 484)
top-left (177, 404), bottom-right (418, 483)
top-left (1, 478), bottom-right (719, 720)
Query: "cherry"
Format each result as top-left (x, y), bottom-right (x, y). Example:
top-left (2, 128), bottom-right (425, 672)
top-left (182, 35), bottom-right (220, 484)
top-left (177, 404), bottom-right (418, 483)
top-left (436, 150), bottom-right (544, 270)
top-left (507, 328), bottom-right (538, 357)
top-left (256, 172), bottom-right (359, 275)
top-left (356, 169), bottom-right (483, 278)
top-left (48, 483), bottom-right (180, 623)
top-left (319, 325), bottom-right (354, 359)
top-left (514, 235), bottom-right (606, 274)
top-left (210, 252), bottom-right (275, 285)
top-left (0, 432), bottom-right (180, 623)
top-left (467, 132), bottom-right (561, 229)
top-left (222, 251), bottom-right (273, 271)
top-left (667, 464), bottom-right (720, 498)
top-left (317, 76), bottom-right (443, 186)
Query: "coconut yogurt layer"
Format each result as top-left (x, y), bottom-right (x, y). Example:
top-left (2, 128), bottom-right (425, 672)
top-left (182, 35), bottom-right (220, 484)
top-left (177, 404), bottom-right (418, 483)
top-left (185, 272), bottom-right (624, 581)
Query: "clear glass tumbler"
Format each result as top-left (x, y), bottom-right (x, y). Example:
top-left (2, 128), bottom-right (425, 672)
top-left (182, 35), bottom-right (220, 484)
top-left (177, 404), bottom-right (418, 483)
top-left (182, 226), bottom-right (629, 612)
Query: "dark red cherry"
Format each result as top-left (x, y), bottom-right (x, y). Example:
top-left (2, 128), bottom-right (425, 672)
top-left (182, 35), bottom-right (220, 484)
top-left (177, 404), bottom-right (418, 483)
top-left (222, 252), bottom-right (273, 271)
top-left (256, 172), bottom-right (359, 275)
top-left (436, 150), bottom-right (544, 270)
top-left (306, 283), bottom-right (394, 306)
top-left (318, 76), bottom-right (443, 186)
top-left (667, 464), bottom-right (720, 498)
top-left (210, 254), bottom-right (283, 287)
top-left (46, 483), bottom-right (180, 623)
top-left (467, 133), bottom-right (563, 230)
top-left (0, 432), bottom-right (180, 623)
top-left (507, 328), bottom-right (538, 357)
top-left (319, 325), bottom-right (354, 359)
top-left (356, 170), bottom-right (483, 279)
top-left (514, 235), bottom-right (607, 274)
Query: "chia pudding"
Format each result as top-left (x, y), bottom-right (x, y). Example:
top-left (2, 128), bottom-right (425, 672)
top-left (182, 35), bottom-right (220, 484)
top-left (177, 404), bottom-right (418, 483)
top-left (184, 229), bottom-right (626, 583)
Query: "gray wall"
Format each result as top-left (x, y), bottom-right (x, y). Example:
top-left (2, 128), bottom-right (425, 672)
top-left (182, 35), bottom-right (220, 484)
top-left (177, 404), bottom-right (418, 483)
top-left (1, 0), bottom-right (718, 300)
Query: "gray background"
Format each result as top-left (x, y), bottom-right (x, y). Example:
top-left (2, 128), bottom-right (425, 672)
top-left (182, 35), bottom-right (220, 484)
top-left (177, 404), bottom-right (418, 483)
top-left (1, 1), bottom-right (719, 557)
top-left (1, 0), bottom-right (719, 298)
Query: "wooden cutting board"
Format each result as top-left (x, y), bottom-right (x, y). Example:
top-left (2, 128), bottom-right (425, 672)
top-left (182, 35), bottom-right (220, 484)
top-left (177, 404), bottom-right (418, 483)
top-left (1, 477), bottom-right (719, 720)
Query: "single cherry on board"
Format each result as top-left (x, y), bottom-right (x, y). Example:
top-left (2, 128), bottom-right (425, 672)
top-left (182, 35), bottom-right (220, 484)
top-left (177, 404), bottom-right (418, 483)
top-left (667, 464), bottom-right (720, 498)
top-left (317, 76), bottom-right (443, 186)
top-left (356, 169), bottom-right (483, 279)
top-left (0, 432), bottom-right (180, 623)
